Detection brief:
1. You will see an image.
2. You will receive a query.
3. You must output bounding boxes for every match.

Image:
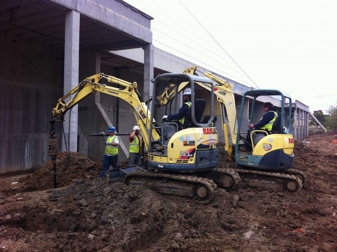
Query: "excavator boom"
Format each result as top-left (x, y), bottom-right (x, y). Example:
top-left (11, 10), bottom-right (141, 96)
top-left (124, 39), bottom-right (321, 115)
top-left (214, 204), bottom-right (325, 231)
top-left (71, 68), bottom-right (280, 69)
top-left (51, 73), bottom-right (160, 150)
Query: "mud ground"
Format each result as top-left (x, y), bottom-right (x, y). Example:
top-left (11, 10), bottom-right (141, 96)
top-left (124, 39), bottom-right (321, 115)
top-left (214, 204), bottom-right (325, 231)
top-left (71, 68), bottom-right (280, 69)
top-left (1, 133), bottom-right (337, 252)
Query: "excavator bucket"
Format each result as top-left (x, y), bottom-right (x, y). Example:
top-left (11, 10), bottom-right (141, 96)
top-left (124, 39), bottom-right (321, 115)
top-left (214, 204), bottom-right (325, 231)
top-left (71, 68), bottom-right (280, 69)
top-left (108, 165), bottom-right (147, 182)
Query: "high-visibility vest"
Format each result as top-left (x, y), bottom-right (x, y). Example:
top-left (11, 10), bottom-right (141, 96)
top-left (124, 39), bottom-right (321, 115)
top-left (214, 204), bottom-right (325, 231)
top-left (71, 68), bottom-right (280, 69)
top-left (129, 135), bottom-right (142, 154)
top-left (260, 111), bottom-right (278, 131)
top-left (105, 135), bottom-right (118, 155)
top-left (178, 101), bottom-right (192, 124)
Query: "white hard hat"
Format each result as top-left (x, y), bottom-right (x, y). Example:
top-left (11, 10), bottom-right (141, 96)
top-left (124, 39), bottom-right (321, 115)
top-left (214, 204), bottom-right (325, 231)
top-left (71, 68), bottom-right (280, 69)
top-left (133, 125), bottom-right (140, 131)
top-left (183, 88), bottom-right (192, 95)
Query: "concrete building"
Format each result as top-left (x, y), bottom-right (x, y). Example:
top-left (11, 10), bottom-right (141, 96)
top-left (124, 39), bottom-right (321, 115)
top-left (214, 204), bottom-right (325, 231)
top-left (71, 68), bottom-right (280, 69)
top-left (0, 0), bottom-right (312, 175)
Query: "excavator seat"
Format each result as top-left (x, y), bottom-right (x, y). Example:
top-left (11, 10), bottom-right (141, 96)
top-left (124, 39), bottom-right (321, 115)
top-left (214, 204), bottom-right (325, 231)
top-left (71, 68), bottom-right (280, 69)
top-left (201, 115), bottom-right (217, 125)
top-left (183, 99), bottom-right (206, 128)
top-left (162, 122), bottom-right (178, 145)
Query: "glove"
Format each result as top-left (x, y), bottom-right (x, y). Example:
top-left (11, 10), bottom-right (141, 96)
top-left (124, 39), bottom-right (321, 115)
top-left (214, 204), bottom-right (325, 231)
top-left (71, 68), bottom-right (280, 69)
top-left (105, 142), bottom-right (110, 146)
top-left (162, 115), bottom-right (169, 122)
top-left (100, 132), bottom-right (106, 136)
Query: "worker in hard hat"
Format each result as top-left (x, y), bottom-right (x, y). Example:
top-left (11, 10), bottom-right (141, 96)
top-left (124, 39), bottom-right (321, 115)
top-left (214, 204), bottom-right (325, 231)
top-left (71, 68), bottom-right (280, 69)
top-left (243, 102), bottom-right (277, 152)
top-left (99, 126), bottom-right (119, 178)
top-left (128, 125), bottom-right (142, 165)
top-left (162, 88), bottom-right (192, 130)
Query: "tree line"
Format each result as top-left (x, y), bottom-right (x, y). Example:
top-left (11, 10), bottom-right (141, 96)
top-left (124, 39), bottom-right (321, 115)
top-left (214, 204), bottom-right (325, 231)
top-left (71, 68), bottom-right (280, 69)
top-left (311, 105), bottom-right (337, 132)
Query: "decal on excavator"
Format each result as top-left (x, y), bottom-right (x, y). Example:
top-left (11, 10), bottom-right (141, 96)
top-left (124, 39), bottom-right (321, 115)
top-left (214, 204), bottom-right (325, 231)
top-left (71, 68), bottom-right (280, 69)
top-left (183, 135), bottom-right (195, 146)
top-left (263, 143), bottom-right (272, 151)
top-left (108, 90), bottom-right (119, 95)
top-left (139, 110), bottom-right (146, 119)
top-left (203, 128), bottom-right (215, 134)
top-left (200, 139), bottom-right (217, 145)
top-left (284, 138), bottom-right (294, 144)
top-left (136, 105), bottom-right (146, 119)
top-left (179, 148), bottom-right (195, 159)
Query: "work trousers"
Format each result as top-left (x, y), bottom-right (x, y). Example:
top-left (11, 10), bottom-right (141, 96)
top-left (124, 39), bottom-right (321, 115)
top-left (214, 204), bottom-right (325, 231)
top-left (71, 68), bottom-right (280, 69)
top-left (128, 153), bottom-right (141, 166)
top-left (100, 154), bottom-right (118, 178)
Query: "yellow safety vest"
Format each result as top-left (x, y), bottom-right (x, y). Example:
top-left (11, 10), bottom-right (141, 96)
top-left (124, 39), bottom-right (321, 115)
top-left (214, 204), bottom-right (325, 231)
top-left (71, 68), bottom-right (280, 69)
top-left (178, 101), bottom-right (192, 124)
top-left (260, 111), bottom-right (278, 131)
top-left (129, 135), bottom-right (142, 154)
top-left (105, 135), bottom-right (118, 155)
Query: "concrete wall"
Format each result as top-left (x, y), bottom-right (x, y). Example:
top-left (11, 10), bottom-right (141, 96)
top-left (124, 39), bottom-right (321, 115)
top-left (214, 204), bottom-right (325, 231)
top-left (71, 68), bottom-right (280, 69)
top-left (0, 40), bottom-right (63, 174)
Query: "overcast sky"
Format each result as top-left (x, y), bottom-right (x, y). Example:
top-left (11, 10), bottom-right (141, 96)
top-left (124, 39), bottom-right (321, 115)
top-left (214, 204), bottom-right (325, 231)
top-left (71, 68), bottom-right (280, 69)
top-left (124, 0), bottom-right (337, 113)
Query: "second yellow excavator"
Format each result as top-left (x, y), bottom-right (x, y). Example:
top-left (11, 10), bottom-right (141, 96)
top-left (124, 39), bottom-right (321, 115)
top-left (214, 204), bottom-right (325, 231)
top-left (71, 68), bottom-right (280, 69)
top-left (155, 66), bottom-right (305, 192)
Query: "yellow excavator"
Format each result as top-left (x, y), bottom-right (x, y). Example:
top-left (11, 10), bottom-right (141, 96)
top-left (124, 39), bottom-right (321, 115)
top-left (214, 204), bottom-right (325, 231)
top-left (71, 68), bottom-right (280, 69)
top-left (157, 66), bottom-right (305, 192)
top-left (49, 72), bottom-right (241, 204)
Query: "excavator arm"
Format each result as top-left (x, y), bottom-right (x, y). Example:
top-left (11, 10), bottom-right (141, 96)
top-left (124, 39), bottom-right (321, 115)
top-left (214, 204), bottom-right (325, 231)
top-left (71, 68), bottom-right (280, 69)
top-left (156, 66), bottom-right (237, 159)
top-left (51, 73), bottom-right (160, 150)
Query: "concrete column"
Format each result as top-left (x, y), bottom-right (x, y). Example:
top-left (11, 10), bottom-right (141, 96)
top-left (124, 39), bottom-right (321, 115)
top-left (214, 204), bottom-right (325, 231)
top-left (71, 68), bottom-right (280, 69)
top-left (305, 112), bottom-right (309, 137)
top-left (143, 44), bottom-right (154, 102)
top-left (298, 109), bottom-right (303, 139)
top-left (63, 10), bottom-right (80, 152)
top-left (293, 108), bottom-right (298, 140)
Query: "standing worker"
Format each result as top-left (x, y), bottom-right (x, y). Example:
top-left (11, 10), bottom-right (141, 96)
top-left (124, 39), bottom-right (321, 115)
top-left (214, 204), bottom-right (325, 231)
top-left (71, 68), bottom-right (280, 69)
top-left (100, 126), bottom-right (119, 178)
top-left (128, 125), bottom-right (142, 165)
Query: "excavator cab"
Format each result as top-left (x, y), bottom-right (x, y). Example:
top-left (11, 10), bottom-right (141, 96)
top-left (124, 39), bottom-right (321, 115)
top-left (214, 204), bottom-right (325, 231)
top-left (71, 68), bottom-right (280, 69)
top-left (235, 89), bottom-right (294, 171)
top-left (147, 73), bottom-right (219, 172)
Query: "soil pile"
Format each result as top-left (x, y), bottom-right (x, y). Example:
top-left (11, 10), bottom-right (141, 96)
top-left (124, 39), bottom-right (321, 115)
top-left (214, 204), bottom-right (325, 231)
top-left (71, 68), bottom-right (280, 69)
top-left (1, 133), bottom-right (337, 251)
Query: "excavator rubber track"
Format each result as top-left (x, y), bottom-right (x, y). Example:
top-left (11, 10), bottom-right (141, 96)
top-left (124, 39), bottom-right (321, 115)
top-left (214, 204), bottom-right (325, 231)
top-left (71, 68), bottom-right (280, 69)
top-left (212, 168), bottom-right (241, 191)
top-left (234, 168), bottom-right (303, 192)
top-left (123, 171), bottom-right (217, 204)
top-left (287, 169), bottom-right (307, 184)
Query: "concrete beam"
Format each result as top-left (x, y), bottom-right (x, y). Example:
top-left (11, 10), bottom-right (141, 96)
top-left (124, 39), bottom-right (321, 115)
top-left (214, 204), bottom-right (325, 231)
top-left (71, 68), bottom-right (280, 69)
top-left (49, 0), bottom-right (152, 43)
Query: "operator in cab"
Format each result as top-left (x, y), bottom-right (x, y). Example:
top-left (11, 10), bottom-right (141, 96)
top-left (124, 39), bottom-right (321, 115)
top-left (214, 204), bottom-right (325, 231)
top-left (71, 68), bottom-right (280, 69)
top-left (162, 88), bottom-right (192, 130)
top-left (244, 102), bottom-right (278, 151)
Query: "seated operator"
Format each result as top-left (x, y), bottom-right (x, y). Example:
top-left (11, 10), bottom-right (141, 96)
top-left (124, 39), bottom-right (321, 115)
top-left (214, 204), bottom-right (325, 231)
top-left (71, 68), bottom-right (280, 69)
top-left (244, 102), bottom-right (278, 151)
top-left (162, 88), bottom-right (192, 130)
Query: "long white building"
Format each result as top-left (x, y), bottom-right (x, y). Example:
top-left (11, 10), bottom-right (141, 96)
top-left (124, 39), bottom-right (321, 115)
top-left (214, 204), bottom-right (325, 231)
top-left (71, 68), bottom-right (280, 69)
top-left (0, 0), bottom-right (313, 174)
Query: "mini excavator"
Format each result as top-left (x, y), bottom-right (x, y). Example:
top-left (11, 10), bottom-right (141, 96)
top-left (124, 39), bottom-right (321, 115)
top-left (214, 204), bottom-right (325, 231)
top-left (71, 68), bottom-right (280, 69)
top-left (49, 72), bottom-right (241, 204)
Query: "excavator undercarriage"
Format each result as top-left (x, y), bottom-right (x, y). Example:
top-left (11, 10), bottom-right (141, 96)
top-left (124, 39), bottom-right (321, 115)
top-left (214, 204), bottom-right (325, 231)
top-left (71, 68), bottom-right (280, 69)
top-left (107, 165), bottom-right (242, 204)
top-left (124, 171), bottom-right (218, 204)
top-left (234, 168), bottom-right (303, 192)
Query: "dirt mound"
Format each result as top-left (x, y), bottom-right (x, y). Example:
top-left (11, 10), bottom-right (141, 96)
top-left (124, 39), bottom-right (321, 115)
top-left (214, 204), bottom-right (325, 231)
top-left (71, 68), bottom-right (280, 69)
top-left (16, 152), bottom-right (100, 192)
top-left (1, 134), bottom-right (337, 251)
